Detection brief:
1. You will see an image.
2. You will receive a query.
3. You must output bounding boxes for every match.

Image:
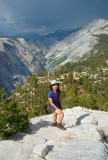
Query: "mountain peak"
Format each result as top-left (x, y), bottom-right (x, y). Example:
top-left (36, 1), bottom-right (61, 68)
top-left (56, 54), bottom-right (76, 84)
top-left (45, 18), bottom-right (108, 71)
top-left (0, 18), bottom-right (108, 93)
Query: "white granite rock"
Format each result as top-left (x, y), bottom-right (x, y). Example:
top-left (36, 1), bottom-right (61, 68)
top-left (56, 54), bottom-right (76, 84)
top-left (77, 115), bottom-right (98, 125)
top-left (0, 140), bottom-right (33, 160)
top-left (46, 137), bottom-right (108, 160)
top-left (33, 144), bottom-right (53, 158)
top-left (46, 19), bottom-right (108, 71)
top-left (71, 106), bottom-right (84, 112)
top-left (66, 125), bottom-right (103, 141)
top-left (0, 107), bottom-right (108, 160)
top-left (20, 134), bottom-right (46, 144)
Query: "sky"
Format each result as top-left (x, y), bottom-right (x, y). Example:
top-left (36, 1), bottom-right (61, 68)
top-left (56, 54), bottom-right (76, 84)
top-left (0, 0), bottom-right (108, 36)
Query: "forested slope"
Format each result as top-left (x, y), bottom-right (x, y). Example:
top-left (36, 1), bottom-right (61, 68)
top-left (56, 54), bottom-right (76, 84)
top-left (0, 34), bottom-right (108, 139)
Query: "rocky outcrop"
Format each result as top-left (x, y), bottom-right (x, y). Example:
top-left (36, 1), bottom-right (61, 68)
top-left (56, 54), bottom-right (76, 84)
top-left (0, 37), bottom-right (46, 93)
top-left (0, 41), bottom-right (32, 93)
top-left (0, 30), bottom-right (76, 93)
top-left (0, 107), bottom-right (108, 160)
top-left (45, 18), bottom-right (108, 71)
top-left (0, 18), bottom-right (108, 93)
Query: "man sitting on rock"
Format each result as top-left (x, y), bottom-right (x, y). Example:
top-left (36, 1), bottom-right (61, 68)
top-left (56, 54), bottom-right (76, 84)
top-left (47, 80), bottom-right (66, 130)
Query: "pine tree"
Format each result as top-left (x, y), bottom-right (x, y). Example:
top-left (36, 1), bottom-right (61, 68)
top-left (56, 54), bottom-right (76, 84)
top-left (0, 87), bottom-right (30, 139)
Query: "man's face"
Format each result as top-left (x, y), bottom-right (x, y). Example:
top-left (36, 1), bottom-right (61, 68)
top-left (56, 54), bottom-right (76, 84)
top-left (52, 83), bottom-right (58, 91)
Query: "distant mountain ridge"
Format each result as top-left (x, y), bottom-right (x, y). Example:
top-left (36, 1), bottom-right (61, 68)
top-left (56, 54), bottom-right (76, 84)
top-left (0, 29), bottom-right (78, 93)
top-left (14, 28), bottom-right (81, 54)
top-left (45, 18), bottom-right (108, 71)
top-left (0, 18), bottom-right (108, 94)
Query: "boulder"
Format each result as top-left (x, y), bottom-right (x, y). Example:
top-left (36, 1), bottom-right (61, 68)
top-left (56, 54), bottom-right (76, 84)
top-left (76, 115), bottom-right (98, 125)
top-left (0, 106), bottom-right (108, 160)
top-left (33, 144), bottom-right (53, 158)
top-left (46, 137), bottom-right (108, 160)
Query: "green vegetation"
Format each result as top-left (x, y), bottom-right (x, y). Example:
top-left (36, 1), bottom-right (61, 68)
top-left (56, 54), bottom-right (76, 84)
top-left (56, 34), bottom-right (108, 110)
top-left (49, 55), bottom-right (68, 68)
top-left (61, 75), bottom-right (108, 111)
top-left (11, 74), bottom-right (52, 118)
top-left (1, 34), bottom-right (108, 139)
top-left (37, 70), bottom-right (49, 77)
top-left (0, 87), bottom-right (30, 140)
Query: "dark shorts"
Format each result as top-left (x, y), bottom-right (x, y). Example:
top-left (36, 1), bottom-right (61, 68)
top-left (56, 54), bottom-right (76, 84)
top-left (49, 105), bottom-right (62, 112)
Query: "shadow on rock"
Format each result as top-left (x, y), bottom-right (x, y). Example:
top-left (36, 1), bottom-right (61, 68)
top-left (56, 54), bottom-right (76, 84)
top-left (10, 120), bottom-right (51, 141)
top-left (76, 113), bottom-right (90, 125)
top-left (26, 120), bottom-right (51, 134)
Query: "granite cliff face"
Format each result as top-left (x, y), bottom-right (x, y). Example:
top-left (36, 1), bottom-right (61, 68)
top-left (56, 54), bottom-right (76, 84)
top-left (0, 18), bottom-right (108, 93)
top-left (0, 30), bottom-right (75, 93)
top-left (0, 38), bottom-right (44, 93)
top-left (0, 107), bottom-right (108, 160)
top-left (45, 19), bottom-right (108, 71)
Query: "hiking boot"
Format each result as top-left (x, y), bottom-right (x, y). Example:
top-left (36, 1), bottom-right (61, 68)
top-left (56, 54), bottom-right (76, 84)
top-left (52, 122), bottom-right (57, 127)
top-left (57, 123), bottom-right (66, 130)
